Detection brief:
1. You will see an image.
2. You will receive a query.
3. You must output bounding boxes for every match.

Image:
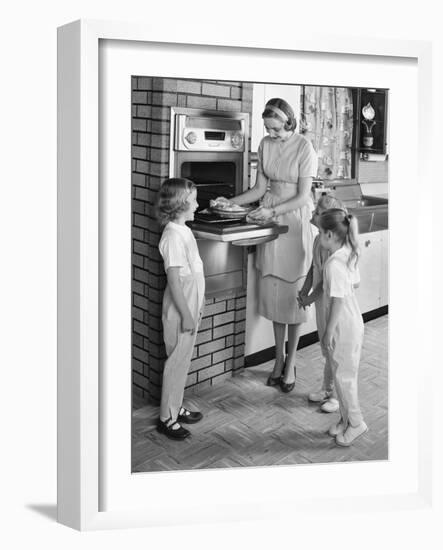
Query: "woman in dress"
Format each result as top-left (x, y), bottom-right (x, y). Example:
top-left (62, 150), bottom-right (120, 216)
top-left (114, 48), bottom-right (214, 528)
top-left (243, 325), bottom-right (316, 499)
top-left (231, 98), bottom-right (318, 392)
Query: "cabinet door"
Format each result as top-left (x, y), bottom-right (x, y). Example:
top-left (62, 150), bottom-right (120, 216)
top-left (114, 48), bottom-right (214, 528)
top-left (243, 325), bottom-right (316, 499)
top-left (359, 89), bottom-right (388, 154)
top-left (355, 232), bottom-right (383, 313)
top-left (251, 84), bottom-right (266, 153)
top-left (380, 230), bottom-right (389, 307)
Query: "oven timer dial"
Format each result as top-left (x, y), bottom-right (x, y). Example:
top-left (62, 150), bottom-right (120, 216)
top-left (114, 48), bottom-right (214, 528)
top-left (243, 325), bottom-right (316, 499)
top-left (184, 131), bottom-right (198, 145)
top-left (231, 131), bottom-right (244, 149)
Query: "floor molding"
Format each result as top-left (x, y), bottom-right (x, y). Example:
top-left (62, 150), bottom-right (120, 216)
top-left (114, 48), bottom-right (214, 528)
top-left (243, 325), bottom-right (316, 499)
top-left (245, 306), bottom-right (388, 368)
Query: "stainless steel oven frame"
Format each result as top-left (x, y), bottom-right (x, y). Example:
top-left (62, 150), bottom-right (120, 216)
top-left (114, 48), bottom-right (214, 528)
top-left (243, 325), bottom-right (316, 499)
top-left (168, 107), bottom-right (250, 298)
top-left (169, 106), bottom-right (249, 195)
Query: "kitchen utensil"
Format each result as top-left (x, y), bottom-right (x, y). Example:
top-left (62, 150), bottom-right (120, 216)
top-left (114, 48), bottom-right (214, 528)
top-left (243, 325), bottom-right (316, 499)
top-left (210, 205), bottom-right (253, 219)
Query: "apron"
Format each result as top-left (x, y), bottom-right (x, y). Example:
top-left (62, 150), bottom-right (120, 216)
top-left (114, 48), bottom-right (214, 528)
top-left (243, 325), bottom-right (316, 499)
top-left (255, 181), bottom-right (314, 282)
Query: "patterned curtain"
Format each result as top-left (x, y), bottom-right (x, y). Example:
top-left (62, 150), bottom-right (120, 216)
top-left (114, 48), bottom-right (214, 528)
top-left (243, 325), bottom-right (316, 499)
top-left (300, 87), bottom-right (353, 180)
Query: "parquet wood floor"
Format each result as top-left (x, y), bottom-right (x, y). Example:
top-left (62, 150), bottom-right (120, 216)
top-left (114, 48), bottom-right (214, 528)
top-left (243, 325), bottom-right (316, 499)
top-left (132, 315), bottom-right (388, 472)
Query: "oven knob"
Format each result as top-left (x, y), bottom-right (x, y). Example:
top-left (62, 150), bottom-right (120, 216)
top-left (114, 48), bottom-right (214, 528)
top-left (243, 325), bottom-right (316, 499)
top-left (231, 131), bottom-right (244, 149)
top-left (184, 131), bottom-right (197, 145)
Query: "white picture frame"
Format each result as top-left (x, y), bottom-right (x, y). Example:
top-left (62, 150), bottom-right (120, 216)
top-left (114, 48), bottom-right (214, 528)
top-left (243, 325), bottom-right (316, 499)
top-left (57, 19), bottom-right (434, 531)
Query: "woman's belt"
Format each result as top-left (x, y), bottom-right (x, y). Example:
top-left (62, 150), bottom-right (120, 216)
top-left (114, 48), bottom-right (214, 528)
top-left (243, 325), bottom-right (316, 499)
top-left (269, 179), bottom-right (294, 185)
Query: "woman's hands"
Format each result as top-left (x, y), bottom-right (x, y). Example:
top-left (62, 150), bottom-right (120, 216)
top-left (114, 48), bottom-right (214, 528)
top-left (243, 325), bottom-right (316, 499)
top-left (210, 196), bottom-right (235, 209)
top-left (297, 291), bottom-right (313, 310)
top-left (298, 282), bottom-right (323, 310)
top-left (247, 206), bottom-right (275, 222)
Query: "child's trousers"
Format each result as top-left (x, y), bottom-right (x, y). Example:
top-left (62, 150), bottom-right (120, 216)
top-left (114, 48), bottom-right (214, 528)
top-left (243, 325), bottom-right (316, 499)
top-left (160, 270), bottom-right (204, 423)
top-left (328, 334), bottom-right (364, 427)
top-left (315, 294), bottom-right (334, 394)
top-left (160, 321), bottom-right (199, 423)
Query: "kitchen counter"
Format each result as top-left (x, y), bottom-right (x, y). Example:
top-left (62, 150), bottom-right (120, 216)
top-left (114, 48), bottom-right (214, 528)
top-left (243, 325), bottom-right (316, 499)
top-left (347, 195), bottom-right (388, 233)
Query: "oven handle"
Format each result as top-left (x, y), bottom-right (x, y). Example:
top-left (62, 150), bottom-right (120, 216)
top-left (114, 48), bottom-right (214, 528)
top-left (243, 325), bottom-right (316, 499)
top-left (231, 234), bottom-right (278, 247)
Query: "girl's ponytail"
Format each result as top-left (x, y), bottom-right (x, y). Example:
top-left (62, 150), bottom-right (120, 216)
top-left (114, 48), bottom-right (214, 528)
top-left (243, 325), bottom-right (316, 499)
top-left (319, 208), bottom-right (360, 269)
top-left (346, 214), bottom-right (360, 268)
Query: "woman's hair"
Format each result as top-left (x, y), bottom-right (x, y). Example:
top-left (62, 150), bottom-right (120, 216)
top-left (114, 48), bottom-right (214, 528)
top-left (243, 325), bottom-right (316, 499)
top-left (155, 177), bottom-right (196, 226)
top-left (319, 208), bottom-right (360, 267)
top-left (317, 194), bottom-right (347, 212)
top-left (262, 97), bottom-right (297, 131)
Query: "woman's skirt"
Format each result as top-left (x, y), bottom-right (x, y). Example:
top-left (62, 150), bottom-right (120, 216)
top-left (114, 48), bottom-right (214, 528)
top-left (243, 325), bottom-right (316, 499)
top-left (257, 272), bottom-right (308, 324)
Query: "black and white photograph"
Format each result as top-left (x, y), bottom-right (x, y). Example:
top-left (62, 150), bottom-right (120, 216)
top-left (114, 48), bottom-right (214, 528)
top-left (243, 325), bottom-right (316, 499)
top-left (130, 77), bottom-right (389, 472)
top-left (3, 0), bottom-right (441, 541)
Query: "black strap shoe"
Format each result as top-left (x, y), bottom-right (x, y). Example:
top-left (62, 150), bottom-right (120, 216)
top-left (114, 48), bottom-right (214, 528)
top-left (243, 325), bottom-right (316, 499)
top-left (266, 374), bottom-right (282, 387)
top-left (156, 419), bottom-right (190, 440)
top-left (280, 365), bottom-right (296, 393)
top-left (266, 356), bottom-right (286, 387)
top-left (177, 407), bottom-right (203, 424)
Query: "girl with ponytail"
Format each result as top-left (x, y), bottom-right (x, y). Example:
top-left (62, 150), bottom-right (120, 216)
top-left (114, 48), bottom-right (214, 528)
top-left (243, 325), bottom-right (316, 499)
top-left (317, 209), bottom-right (367, 446)
top-left (298, 197), bottom-right (349, 414)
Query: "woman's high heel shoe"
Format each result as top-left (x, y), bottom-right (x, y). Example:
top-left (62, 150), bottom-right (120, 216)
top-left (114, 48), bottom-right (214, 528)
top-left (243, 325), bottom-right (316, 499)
top-left (266, 374), bottom-right (282, 387)
top-left (266, 357), bottom-right (286, 387)
top-left (280, 365), bottom-right (296, 393)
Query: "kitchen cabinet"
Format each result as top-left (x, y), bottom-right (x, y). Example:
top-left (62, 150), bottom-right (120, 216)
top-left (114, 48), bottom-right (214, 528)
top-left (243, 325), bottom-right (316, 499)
top-left (354, 230), bottom-right (384, 312)
top-left (379, 230), bottom-right (389, 306)
top-left (354, 88), bottom-right (388, 156)
top-left (245, 253), bottom-right (275, 355)
top-left (354, 229), bottom-right (388, 312)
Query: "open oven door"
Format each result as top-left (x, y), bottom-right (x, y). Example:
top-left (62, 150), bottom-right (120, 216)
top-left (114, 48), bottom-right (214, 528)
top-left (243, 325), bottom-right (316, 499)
top-left (230, 234), bottom-right (278, 247)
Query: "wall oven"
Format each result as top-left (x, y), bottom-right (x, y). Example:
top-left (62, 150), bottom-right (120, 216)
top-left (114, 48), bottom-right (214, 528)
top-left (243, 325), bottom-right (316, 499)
top-left (170, 107), bottom-right (248, 205)
top-left (169, 107), bottom-right (287, 297)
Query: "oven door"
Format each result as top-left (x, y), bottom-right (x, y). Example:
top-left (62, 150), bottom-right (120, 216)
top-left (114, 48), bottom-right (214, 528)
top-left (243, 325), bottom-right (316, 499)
top-left (189, 220), bottom-right (289, 244)
top-left (192, 223), bottom-right (288, 297)
top-left (197, 240), bottom-right (246, 297)
top-left (172, 151), bottom-right (245, 209)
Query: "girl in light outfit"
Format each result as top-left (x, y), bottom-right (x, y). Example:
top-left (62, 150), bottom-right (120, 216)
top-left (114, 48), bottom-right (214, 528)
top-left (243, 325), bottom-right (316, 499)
top-left (155, 178), bottom-right (205, 441)
top-left (317, 208), bottom-right (367, 446)
top-left (298, 195), bottom-right (348, 414)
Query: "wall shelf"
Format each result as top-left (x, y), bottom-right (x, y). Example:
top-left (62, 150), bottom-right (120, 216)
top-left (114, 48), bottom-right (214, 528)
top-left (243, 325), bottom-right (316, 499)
top-left (357, 88), bottom-right (388, 155)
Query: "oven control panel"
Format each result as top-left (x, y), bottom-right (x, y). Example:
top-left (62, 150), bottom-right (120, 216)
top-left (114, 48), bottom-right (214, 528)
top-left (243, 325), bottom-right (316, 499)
top-left (174, 112), bottom-right (246, 152)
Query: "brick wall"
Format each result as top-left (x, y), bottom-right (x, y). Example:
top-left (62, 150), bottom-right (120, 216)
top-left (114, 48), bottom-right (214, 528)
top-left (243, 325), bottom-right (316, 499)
top-left (131, 77), bottom-right (253, 402)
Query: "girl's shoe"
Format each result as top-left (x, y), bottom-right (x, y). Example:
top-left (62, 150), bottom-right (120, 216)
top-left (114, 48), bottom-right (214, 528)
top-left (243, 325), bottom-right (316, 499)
top-left (178, 407), bottom-right (203, 424)
top-left (156, 419), bottom-right (190, 440)
top-left (308, 390), bottom-right (331, 403)
top-left (335, 422), bottom-right (368, 447)
top-left (320, 397), bottom-right (339, 413)
top-left (328, 419), bottom-right (346, 437)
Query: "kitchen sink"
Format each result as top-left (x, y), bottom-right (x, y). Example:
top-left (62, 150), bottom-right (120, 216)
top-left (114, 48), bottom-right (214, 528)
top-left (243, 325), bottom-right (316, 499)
top-left (342, 195), bottom-right (388, 209)
top-left (346, 196), bottom-right (388, 233)
top-left (324, 183), bottom-right (388, 233)
top-left (348, 201), bottom-right (388, 233)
